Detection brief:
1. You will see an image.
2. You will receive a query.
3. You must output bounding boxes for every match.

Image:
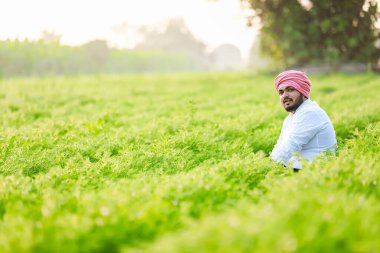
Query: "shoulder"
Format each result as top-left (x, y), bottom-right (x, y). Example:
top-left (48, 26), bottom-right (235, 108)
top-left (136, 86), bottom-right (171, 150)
top-left (295, 101), bottom-right (331, 125)
top-left (294, 102), bottom-right (321, 121)
top-left (298, 100), bottom-right (325, 117)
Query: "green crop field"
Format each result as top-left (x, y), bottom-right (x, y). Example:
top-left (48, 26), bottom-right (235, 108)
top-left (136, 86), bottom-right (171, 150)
top-left (0, 72), bottom-right (379, 253)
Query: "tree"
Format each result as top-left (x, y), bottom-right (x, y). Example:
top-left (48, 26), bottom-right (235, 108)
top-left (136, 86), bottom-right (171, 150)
top-left (135, 18), bottom-right (209, 69)
top-left (39, 30), bottom-right (61, 44)
top-left (244, 0), bottom-right (380, 68)
top-left (209, 44), bottom-right (243, 70)
top-left (82, 40), bottom-right (110, 72)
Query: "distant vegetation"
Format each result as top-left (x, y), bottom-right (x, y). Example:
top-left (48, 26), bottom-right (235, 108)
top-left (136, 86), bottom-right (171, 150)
top-left (0, 39), bottom-right (197, 77)
top-left (0, 18), bottom-right (244, 77)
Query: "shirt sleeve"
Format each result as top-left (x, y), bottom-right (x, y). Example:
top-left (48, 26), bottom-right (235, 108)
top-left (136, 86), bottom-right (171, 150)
top-left (270, 110), bottom-right (323, 165)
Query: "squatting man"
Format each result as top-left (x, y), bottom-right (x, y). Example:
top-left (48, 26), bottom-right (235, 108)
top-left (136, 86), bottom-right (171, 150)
top-left (270, 70), bottom-right (337, 172)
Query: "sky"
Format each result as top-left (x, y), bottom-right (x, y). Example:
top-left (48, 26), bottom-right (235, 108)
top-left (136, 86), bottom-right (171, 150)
top-left (0, 0), bottom-right (258, 61)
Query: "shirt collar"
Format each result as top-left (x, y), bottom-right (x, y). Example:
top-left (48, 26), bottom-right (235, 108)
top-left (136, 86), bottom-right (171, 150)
top-left (293, 99), bottom-right (311, 114)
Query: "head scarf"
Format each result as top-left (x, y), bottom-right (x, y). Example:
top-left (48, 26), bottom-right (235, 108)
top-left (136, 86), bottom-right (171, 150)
top-left (274, 70), bottom-right (312, 98)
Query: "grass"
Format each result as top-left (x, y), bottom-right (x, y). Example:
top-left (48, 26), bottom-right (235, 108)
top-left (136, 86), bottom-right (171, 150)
top-left (0, 72), bottom-right (379, 252)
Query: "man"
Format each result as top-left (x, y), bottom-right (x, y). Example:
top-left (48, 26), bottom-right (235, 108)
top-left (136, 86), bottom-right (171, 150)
top-left (270, 70), bottom-right (337, 171)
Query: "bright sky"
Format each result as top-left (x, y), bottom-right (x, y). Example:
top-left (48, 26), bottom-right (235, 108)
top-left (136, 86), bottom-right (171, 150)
top-left (0, 0), bottom-right (258, 60)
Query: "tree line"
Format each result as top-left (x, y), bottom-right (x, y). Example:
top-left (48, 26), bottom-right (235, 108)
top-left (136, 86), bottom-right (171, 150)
top-left (0, 39), bottom-right (202, 77)
top-left (0, 18), bottom-right (244, 77)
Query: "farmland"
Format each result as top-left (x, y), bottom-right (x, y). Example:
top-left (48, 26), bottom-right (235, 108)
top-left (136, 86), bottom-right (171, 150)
top-left (0, 72), bottom-right (379, 252)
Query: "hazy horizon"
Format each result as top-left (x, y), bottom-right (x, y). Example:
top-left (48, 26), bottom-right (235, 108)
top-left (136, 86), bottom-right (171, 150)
top-left (0, 0), bottom-right (259, 61)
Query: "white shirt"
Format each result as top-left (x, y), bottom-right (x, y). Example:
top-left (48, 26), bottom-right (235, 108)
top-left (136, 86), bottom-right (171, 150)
top-left (270, 99), bottom-right (337, 169)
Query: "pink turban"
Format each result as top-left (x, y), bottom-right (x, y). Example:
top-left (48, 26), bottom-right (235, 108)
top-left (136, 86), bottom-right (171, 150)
top-left (274, 70), bottom-right (312, 98)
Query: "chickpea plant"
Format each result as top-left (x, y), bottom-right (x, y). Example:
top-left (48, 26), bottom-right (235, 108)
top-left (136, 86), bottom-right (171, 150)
top-left (0, 72), bottom-right (379, 252)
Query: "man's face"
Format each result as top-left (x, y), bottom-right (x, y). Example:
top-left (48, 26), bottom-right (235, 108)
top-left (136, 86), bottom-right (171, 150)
top-left (278, 86), bottom-right (305, 113)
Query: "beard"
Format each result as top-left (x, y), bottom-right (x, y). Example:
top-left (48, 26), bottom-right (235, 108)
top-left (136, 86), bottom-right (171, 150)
top-left (283, 94), bottom-right (304, 112)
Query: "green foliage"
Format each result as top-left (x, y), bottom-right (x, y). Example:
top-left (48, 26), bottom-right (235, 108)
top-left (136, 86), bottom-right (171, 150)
top-left (246, 0), bottom-right (380, 67)
top-left (0, 72), bottom-right (379, 252)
